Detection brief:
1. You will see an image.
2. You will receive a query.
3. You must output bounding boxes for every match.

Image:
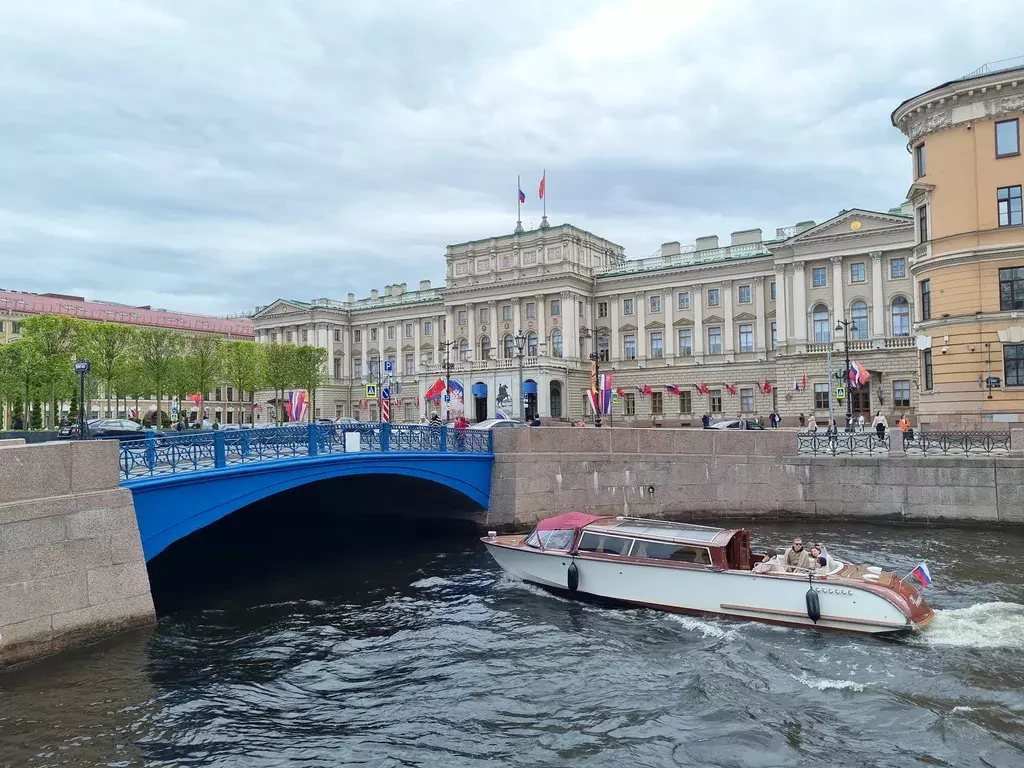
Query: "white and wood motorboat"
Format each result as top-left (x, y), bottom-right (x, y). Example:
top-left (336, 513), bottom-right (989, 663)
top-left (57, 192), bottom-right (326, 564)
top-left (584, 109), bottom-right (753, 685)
top-left (483, 512), bottom-right (934, 635)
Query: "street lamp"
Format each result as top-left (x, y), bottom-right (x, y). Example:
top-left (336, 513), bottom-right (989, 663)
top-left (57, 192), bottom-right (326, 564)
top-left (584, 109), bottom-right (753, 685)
top-left (581, 327), bottom-right (607, 428)
top-left (835, 319), bottom-right (853, 431)
top-left (440, 339), bottom-right (455, 424)
top-left (513, 329), bottom-right (527, 423)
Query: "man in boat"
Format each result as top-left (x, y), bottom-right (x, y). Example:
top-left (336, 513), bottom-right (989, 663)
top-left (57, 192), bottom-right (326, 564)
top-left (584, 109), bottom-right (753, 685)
top-left (782, 538), bottom-right (813, 571)
top-left (753, 549), bottom-right (785, 573)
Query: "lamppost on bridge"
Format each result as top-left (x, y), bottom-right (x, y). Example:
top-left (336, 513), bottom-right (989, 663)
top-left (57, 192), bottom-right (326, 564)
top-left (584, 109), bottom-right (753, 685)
top-left (835, 319), bottom-right (854, 431)
top-left (440, 339), bottom-right (456, 423)
top-left (513, 329), bottom-right (527, 424)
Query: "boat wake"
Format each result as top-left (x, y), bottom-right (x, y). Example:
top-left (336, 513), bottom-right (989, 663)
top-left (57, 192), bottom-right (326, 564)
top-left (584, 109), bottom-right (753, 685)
top-left (792, 672), bottom-right (868, 692)
top-left (664, 614), bottom-right (738, 641)
top-left (915, 602), bottom-right (1024, 649)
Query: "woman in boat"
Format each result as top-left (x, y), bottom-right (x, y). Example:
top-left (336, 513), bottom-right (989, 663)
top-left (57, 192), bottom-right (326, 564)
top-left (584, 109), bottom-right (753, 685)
top-left (753, 549), bottom-right (785, 574)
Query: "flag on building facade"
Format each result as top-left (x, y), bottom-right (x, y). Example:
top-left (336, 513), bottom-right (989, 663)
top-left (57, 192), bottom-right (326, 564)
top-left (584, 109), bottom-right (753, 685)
top-left (725, 382), bottom-right (737, 395)
top-left (665, 384), bottom-right (680, 394)
top-left (615, 387), bottom-right (625, 397)
top-left (849, 361), bottom-right (871, 388)
top-left (763, 379), bottom-right (773, 393)
top-left (601, 373), bottom-right (613, 414)
top-left (424, 377), bottom-right (446, 401)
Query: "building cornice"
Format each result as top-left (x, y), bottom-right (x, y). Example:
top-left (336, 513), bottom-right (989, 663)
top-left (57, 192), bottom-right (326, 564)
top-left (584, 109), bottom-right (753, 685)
top-left (911, 245), bottom-right (1024, 276)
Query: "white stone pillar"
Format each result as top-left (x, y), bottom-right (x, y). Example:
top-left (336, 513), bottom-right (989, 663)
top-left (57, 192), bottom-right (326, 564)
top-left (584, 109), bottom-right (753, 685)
top-left (467, 303), bottom-right (476, 364)
top-left (609, 294), bottom-right (620, 360)
top-left (538, 371), bottom-right (551, 417)
top-left (636, 290), bottom-right (647, 359)
top-left (831, 255), bottom-right (845, 324)
top-left (692, 285), bottom-right (704, 358)
top-left (754, 277), bottom-right (766, 354)
top-left (535, 294), bottom-right (546, 354)
top-left (793, 264), bottom-right (807, 344)
top-left (774, 266), bottom-right (788, 353)
top-left (723, 280), bottom-right (734, 354)
top-left (871, 251), bottom-right (885, 339)
top-left (564, 291), bottom-right (578, 359)
top-left (665, 290), bottom-right (675, 357)
top-left (512, 297), bottom-right (522, 335)
top-left (360, 324), bottom-right (368, 378)
top-left (413, 318), bottom-right (422, 374)
top-left (444, 309), bottom-right (454, 345)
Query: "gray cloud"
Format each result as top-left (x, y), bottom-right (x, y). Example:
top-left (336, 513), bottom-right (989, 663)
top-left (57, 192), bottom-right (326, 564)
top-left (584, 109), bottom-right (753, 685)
top-left (0, 0), bottom-right (1019, 313)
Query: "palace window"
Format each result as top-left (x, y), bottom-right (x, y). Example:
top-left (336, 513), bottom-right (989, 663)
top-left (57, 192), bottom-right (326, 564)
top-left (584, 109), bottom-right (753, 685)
top-left (598, 335), bottom-right (609, 361)
top-left (503, 305), bottom-right (512, 322)
top-left (770, 282), bottom-right (776, 301)
top-left (526, 302), bottom-right (536, 319)
top-left (851, 301), bottom-right (869, 341)
top-left (479, 335), bottom-right (491, 360)
top-left (623, 393), bottom-right (636, 416)
top-left (527, 331), bottom-right (538, 356)
top-left (405, 353), bottom-right (415, 375)
top-left (650, 295), bottom-right (661, 313)
top-left (334, 358), bottom-right (342, 379)
top-left (353, 358), bottom-right (362, 377)
top-left (920, 279), bottom-right (931, 320)
top-left (550, 299), bottom-right (561, 317)
top-left (1005, 344), bottom-right (1024, 387)
top-left (459, 339), bottom-right (470, 361)
top-left (650, 331), bottom-right (664, 359)
top-left (707, 327), bottom-right (722, 354)
top-left (923, 350), bottom-right (933, 390)
top-left (623, 334), bottom-right (637, 360)
top-left (814, 383), bottom-right (829, 410)
top-left (738, 285), bottom-right (751, 303)
top-left (302, 330), bottom-right (309, 342)
top-left (893, 380), bottom-right (911, 407)
top-left (387, 325), bottom-right (395, 340)
top-left (678, 391), bottom-right (692, 415)
top-left (850, 262), bottom-right (865, 283)
top-left (914, 142), bottom-right (926, 177)
top-left (424, 321), bottom-right (433, 335)
top-left (996, 118), bottom-right (1020, 158)
top-left (334, 329), bottom-right (341, 342)
top-left (286, 331), bottom-right (293, 342)
top-left (997, 185), bottom-right (1023, 227)
top-left (650, 392), bottom-right (663, 416)
top-left (771, 321), bottom-right (778, 350)
top-left (402, 323), bottom-right (411, 338)
top-left (891, 296), bottom-right (911, 336)
top-left (503, 335), bottom-right (514, 359)
top-left (812, 267), bottom-right (827, 287)
top-left (738, 324), bottom-right (754, 353)
top-left (551, 329), bottom-right (563, 358)
top-left (623, 298), bottom-right (634, 315)
top-left (678, 292), bottom-right (690, 310)
top-left (812, 304), bottom-right (830, 342)
top-left (999, 267), bottom-right (1024, 311)
top-left (458, 310), bottom-right (467, 326)
top-left (709, 389), bottom-right (722, 413)
top-left (478, 307), bottom-right (489, 324)
top-left (740, 388), bottom-right (754, 413)
top-left (678, 328), bottom-right (693, 356)
top-left (918, 205), bottom-right (928, 242)
top-left (353, 329), bottom-right (361, 343)
top-left (891, 258), bottom-right (906, 278)
top-left (707, 289), bottom-right (720, 307)
top-left (598, 301), bottom-right (608, 318)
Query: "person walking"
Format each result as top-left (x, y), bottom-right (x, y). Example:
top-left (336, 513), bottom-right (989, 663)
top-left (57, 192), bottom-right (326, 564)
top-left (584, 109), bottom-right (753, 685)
top-left (872, 411), bottom-right (888, 441)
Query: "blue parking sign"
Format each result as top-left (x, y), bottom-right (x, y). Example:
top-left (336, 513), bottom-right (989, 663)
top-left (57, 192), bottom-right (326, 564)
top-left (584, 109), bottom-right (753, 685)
top-left (444, 394), bottom-right (451, 404)
top-left (383, 360), bottom-right (393, 373)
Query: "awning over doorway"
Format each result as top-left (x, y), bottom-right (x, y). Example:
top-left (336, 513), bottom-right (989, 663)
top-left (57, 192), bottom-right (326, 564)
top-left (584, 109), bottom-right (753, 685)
top-left (472, 382), bottom-right (488, 397)
top-left (522, 380), bottom-right (538, 394)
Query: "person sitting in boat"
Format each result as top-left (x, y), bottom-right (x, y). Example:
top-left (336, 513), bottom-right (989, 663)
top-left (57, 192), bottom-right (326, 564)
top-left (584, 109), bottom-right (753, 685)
top-left (814, 541), bottom-right (832, 568)
top-left (782, 538), bottom-right (812, 571)
top-left (753, 549), bottom-right (785, 574)
top-left (807, 546), bottom-right (825, 571)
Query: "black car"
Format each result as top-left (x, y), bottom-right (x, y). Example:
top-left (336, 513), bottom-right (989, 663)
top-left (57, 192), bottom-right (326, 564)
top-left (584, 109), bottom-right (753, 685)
top-left (58, 418), bottom-right (165, 440)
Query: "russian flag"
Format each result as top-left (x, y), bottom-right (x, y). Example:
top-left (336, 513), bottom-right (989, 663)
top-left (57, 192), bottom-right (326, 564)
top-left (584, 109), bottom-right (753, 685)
top-left (910, 562), bottom-right (932, 587)
top-left (666, 384), bottom-right (680, 394)
top-left (448, 378), bottom-right (464, 401)
top-left (518, 188), bottom-right (526, 203)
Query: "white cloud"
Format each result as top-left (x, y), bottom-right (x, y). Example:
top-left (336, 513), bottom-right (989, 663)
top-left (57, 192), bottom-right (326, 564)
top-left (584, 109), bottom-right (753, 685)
top-left (0, 0), bottom-right (1019, 313)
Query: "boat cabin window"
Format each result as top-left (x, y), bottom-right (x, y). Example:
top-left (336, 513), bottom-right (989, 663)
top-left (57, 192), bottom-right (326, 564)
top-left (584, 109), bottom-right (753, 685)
top-left (525, 528), bottom-right (574, 550)
top-left (631, 540), bottom-right (712, 565)
top-left (577, 532), bottom-right (632, 556)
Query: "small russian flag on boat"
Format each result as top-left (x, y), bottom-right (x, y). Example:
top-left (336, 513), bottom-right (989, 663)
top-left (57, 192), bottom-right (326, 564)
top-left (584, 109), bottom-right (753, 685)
top-left (910, 562), bottom-right (932, 587)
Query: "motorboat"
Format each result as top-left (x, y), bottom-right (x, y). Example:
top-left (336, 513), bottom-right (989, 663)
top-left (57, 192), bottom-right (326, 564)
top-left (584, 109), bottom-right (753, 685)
top-left (483, 512), bottom-right (934, 635)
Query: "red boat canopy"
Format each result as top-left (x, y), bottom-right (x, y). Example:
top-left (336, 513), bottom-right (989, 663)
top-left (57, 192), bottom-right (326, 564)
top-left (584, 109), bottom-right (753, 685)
top-left (535, 512), bottom-right (604, 530)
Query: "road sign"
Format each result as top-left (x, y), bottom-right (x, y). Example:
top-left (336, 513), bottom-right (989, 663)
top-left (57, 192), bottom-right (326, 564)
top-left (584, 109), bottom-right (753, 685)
top-left (383, 360), bottom-right (393, 373)
top-left (74, 360), bottom-right (90, 373)
top-left (365, 383), bottom-right (377, 399)
top-left (381, 400), bottom-right (390, 423)
top-left (835, 386), bottom-right (846, 400)
top-left (986, 376), bottom-right (1002, 389)
top-left (382, 387), bottom-right (391, 400)
top-left (444, 393), bottom-right (451, 404)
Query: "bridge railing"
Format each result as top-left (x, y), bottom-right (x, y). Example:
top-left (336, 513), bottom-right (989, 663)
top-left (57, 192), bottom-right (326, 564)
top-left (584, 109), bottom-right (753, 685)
top-left (118, 423), bottom-right (492, 481)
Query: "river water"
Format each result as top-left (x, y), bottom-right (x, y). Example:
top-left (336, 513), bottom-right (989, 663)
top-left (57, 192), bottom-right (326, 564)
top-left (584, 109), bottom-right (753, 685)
top-left (1, 517), bottom-right (1023, 768)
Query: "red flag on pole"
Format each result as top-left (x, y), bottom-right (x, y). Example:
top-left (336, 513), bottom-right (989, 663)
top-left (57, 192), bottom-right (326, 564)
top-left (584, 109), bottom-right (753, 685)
top-left (538, 172), bottom-right (546, 199)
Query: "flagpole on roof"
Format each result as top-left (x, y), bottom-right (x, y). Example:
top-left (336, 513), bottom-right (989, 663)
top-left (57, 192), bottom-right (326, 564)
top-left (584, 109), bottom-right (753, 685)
top-left (539, 169), bottom-right (549, 229)
top-left (514, 174), bottom-right (524, 234)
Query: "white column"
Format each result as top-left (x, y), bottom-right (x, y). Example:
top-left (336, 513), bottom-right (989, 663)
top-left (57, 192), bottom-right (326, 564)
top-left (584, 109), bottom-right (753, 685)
top-left (793, 264), bottom-right (807, 344)
top-left (831, 255), bottom-right (845, 324)
top-left (774, 266), bottom-right (788, 353)
top-left (636, 290), bottom-right (647, 359)
top-left (692, 285), bottom-right (704, 358)
top-left (467, 303), bottom-right (476, 362)
top-left (486, 300), bottom-right (497, 362)
top-left (609, 294), bottom-right (620, 360)
top-left (377, 322), bottom-right (386, 363)
top-left (360, 324), bottom-right (368, 377)
top-left (538, 371), bottom-right (551, 417)
top-left (754, 277), bottom-right (766, 354)
top-left (871, 251), bottom-right (885, 339)
top-left (665, 290), bottom-right (675, 357)
top-left (512, 297), bottom-right (522, 334)
top-left (564, 292), bottom-right (578, 359)
top-left (413, 318), bottom-right (422, 373)
top-left (723, 280), bottom-right (734, 354)
top-left (535, 294), bottom-right (546, 354)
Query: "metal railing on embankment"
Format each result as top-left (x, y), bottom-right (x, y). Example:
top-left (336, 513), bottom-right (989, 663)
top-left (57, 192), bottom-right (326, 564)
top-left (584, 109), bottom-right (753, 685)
top-left (797, 430), bottom-right (1012, 457)
top-left (117, 423), bottom-right (492, 481)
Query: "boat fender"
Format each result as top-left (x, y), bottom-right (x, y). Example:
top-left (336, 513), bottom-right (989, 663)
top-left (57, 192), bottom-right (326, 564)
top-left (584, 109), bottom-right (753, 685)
top-left (567, 561), bottom-right (579, 593)
top-left (805, 586), bottom-right (821, 623)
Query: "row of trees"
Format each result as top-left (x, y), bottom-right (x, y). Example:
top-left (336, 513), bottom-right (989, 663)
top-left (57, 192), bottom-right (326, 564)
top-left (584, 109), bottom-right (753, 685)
top-left (0, 315), bottom-right (329, 430)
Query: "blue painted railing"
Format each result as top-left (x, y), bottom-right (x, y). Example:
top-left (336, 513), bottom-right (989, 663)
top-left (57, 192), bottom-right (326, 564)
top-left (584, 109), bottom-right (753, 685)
top-left (118, 423), bottom-right (493, 481)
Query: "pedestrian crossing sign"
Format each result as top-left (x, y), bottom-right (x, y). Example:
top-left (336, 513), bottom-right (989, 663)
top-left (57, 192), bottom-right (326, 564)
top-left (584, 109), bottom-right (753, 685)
top-left (835, 386), bottom-right (846, 400)
top-left (365, 383), bottom-right (378, 399)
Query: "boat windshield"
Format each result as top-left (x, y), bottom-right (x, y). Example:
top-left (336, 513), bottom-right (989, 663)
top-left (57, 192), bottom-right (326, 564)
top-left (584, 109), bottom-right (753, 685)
top-left (525, 528), bottom-right (575, 550)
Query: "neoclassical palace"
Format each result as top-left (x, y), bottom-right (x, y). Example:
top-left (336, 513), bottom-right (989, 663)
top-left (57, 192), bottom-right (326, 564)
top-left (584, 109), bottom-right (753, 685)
top-left (254, 60), bottom-right (1024, 428)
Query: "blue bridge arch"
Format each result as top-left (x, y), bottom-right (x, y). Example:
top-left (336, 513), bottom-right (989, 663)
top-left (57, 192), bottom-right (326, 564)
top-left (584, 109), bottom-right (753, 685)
top-left (120, 424), bottom-right (494, 561)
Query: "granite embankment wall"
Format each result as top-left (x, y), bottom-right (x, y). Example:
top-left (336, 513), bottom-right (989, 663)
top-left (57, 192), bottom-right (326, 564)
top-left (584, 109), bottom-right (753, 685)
top-left (0, 439), bottom-right (155, 666)
top-left (488, 428), bottom-right (1024, 529)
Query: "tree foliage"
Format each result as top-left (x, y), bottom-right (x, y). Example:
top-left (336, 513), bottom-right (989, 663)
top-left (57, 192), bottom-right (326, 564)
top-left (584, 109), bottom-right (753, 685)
top-left (136, 328), bottom-right (181, 425)
top-left (293, 345), bottom-right (329, 422)
top-left (84, 322), bottom-right (137, 419)
top-left (20, 315), bottom-right (81, 428)
top-left (264, 342), bottom-right (297, 425)
top-left (183, 334), bottom-right (224, 420)
top-left (222, 341), bottom-right (266, 425)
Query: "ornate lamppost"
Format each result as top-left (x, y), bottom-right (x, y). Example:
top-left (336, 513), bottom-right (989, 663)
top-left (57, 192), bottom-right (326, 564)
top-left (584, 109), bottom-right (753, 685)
top-left (513, 328), bottom-right (527, 424)
top-left (835, 319), bottom-right (853, 431)
top-left (440, 339), bottom-right (455, 424)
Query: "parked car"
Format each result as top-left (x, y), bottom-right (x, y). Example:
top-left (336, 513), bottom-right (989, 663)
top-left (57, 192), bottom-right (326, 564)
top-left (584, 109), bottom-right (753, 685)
top-left (468, 418), bottom-right (524, 431)
top-left (57, 418), bottom-right (102, 438)
top-left (59, 418), bottom-right (166, 440)
top-left (706, 419), bottom-right (764, 430)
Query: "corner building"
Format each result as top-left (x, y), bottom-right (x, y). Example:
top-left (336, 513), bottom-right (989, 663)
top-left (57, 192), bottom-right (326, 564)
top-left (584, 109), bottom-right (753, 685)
top-left (254, 211), bottom-right (920, 425)
top-left (893, 59), bottom-right (1024, 425)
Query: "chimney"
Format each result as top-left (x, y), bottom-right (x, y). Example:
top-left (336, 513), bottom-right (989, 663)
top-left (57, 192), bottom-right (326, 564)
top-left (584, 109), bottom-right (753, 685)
top-left (419, 279), bottom-right (431, 290)
top-left (400, 282), bottom-right (407, 293)
top-left (695, 235), bottom-right (719, 251)
top-left (347, 292), bottom-right (355, 303)
top-left (730, 228), bottom-right (763, 246)
top-left (795, 220), bottom-right (816, 234)
top-left (384, 285), bottom-right (393, 297)
top-left (661, 241), bottom-right (681, 257)
top-left (370, 289), bottom-right (378, 300)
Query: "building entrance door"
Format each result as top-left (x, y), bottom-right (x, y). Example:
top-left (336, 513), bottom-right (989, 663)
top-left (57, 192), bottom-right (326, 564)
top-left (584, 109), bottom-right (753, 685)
top-left (851, 384), bottom-right (871, 420)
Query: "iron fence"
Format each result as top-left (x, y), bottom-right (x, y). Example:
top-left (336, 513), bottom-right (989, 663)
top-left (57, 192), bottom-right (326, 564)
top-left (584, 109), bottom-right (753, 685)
top-left (797, 431), bottom-right (890, 456)
top-left (903, 431), bottom-right (1011, 456)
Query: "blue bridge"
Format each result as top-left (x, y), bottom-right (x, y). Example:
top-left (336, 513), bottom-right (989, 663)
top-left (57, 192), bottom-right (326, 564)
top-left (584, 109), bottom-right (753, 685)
top-left (118, 424), bottom-right (494, 561)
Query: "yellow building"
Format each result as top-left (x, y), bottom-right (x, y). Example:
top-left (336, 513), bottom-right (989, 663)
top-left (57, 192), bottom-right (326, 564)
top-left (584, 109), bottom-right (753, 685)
top-left (893, 58), bottom-right (1024, 426)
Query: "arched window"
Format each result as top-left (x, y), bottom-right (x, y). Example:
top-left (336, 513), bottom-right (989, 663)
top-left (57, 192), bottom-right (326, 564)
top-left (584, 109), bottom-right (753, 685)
top-left (479, 335), bottom-right (491, 360)
top-left (527, 331), bottom-right (538, 357)
top-left (850, 301), bottom-right (869, 340)
top-left (503, 334), bottom-right (515, 359)
top-left (891, 296), bottom-right (910, 336)
top-left (812, 304), bottom-right (831, 343)
top-left (598, 335), bottom-right (610, 361)
top-left (551, 329), bottom-right (563, 358)
top-left (458, 338), bottom-right (469, 361)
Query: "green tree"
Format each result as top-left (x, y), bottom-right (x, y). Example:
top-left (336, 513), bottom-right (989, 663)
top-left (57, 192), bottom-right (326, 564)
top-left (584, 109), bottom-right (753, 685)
top-left (69, 388), bottom-right (79, 420)
top-left (137, 328), bottom-right (181, 426)
top-left (0, 343), bottom-right (24, 430)
top-left (30, 398), bottom-right (42, 429)
top-left (222, 341), bottom-right (266, 425)
top-left (84, 322), bottom-right (138, 422)
top-left (183, 334), bottom-right (224, 423)
top-left (293, 345), bottom-right (329, 422)
top-left (264, 342), bottom-right (297, 425)
top-left (20, 315), bottom-right (82, 429)
top-left (115, 357), bottom-right (149, 422)
top-left (1, 341), bottom-right (42, 429)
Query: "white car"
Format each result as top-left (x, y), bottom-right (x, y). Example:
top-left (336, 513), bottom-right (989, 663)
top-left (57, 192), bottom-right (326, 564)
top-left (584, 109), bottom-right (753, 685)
top-left (468, 418), bottom-right (524, 431)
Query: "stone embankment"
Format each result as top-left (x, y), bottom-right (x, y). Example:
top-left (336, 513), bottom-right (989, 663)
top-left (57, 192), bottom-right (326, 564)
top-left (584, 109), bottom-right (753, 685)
top-left (0, 439), bottom-right (154, 667)
top-left (488, 428), bottom-right (1024, 529)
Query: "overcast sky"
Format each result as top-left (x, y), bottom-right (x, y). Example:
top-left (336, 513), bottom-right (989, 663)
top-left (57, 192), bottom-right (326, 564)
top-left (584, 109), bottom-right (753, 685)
top-left (0, 1), bottom-right (1018, 315)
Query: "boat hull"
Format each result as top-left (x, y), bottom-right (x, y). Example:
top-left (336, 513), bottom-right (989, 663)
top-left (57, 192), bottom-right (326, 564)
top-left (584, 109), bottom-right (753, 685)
top-left (485, 540), bottom-right (927, 635)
